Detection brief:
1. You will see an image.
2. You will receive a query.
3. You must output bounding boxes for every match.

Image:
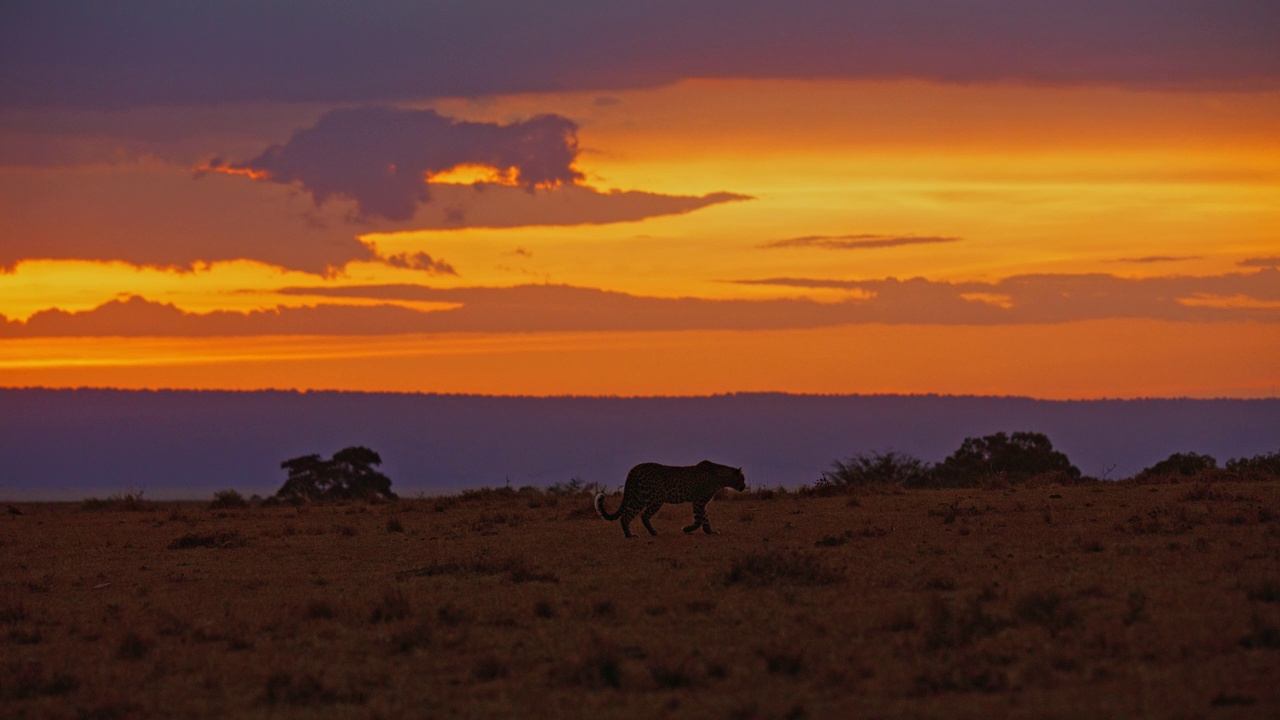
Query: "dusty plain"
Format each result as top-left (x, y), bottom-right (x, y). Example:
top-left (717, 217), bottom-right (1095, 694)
top-left (2, 479), bottom-right (1279, 719)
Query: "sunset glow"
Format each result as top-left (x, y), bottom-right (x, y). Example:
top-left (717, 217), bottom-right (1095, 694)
top-left (2, 7), bottom-right (1277, 399)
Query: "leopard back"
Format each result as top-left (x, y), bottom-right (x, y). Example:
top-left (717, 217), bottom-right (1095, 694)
top-left (625, 460), bottom-right (746, 506)
top-left (594, 460), bottom-right (747, 537)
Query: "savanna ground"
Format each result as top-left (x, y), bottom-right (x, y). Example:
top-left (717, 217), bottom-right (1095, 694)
top-left (3, 479), bottom-right (1279, 719)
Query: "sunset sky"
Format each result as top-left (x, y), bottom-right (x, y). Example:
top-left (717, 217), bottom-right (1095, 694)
top-left (1, 2), bottom-right (1277, 398)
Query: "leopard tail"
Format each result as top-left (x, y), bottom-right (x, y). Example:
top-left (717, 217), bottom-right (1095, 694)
top-left (594, 490), bottom-right (624, 521)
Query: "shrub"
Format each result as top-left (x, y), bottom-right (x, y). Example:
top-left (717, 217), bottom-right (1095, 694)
top-left (80, 491), bottom-right (154, 512)
top-left (1227, 451), bottom-right (1280, 480)
top-left (1133, 452), bottom-right (1219, 482)
top-left (209, 489), bottom-right (248, 510)
top-left (927, 431), bottom-right (1080, 488)
top-left (820, 450), bottom-right (931, 488)
top-left (546, 477), bottom-right (602, 496)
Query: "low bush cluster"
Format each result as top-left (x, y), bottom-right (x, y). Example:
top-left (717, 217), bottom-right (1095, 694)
top-left (820, 431), bottom-right (1080, 490)
top-left (822, 432), bottom-right (1279, 490)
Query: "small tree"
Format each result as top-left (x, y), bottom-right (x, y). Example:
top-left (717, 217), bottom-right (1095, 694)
top-left (276, 446), bottom-right (397, 502)
top-left (930, 431), bottom-right (1080, 487)
top-left (820, 451), bottom-right (931, 488)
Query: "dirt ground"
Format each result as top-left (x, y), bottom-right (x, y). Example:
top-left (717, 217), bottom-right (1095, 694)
top-left (2, 479), bottom-right (1278, 719)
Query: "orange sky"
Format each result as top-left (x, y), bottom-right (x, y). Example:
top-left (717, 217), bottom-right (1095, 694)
top-left (1, 79), bottom-right (1278, 397)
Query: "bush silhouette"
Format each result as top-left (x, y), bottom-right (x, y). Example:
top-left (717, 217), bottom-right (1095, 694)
top-left (209, 489), bottom-right (248, 509)
top-left (276, 446), bottom-right (397, 502)
top-left (1226, 451), bottom-right (1280, 480)
top-left (821, 450), bottom-right (931, 488)
top-left (929, 431), bottom-right (1080, 487)
top-left (1134, 451), bottom-right (1218, 481)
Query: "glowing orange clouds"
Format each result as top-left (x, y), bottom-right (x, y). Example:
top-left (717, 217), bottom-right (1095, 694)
top-left (425, 163), bottom-right (528, 187)
top-left (2, 79), bottom-right (1277, 399)
top-left (1, 320), bottom-right (1275, 400)
top-left (192, 162), bottom-right (271, 181)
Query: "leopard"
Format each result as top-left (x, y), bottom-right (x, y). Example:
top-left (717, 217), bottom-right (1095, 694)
top-left (594, 460), bottom-right (747, 537)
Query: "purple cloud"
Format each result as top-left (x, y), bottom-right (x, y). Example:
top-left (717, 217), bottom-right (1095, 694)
top-left (1240, 257), bottom-right (1280, 268)
top-left (377, 252), bottom-right (458, 275)
top-left (1113, 255), bottom-right (1203, 264)
top-left (5, 268), bottom-right (1273, 339)
top-left (222, 107), bottom-right (583, 221)
top-left (733, 269), bottom-right (1280, 323)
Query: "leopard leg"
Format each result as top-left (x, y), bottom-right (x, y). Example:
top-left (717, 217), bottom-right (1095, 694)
top-left (683, 502), bottom-right (708, 533)
top-left (640, 501), bottom-right (662, 536)
top-left (619, 502), bottom-right (640, 538)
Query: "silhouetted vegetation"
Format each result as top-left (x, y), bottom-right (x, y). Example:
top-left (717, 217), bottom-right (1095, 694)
top-left (209, 489), bottom-right (248, 509)
top-left (80, 491), bottom-right (154, 512)
top-left (820, 450), bottom-right (931, 488)
top-left (544, 477), bottom-right (602, 496)
top-left (1134, 451), bottom-right (1219, 481)
top-left (930, 431), bottom-right (1080, 487)
top-left (276, 446), bottom-right (396, 503)
top-left (1227, 451), bottom-right (1280, 480)
top-left (825, 431), bottom-right (1082, 489)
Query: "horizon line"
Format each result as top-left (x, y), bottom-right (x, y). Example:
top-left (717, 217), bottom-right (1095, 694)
top-left (1, 385), bottom-right (1275, 403)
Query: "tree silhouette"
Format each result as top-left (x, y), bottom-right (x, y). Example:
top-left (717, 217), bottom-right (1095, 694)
top-left (276, 446), bottom-right (397, 502)
top-left (931, 431), bottom-right (1080, 487)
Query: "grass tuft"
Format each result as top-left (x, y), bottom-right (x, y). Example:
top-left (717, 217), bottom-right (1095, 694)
top-left (260, 671), bottom-right (368, 706)
top-left (117, 632), bottom-right (154, 660)
top-left (923, 595), bottom-right (1006, 651)
top-left (167, 531), bottom-right (246, 549)
top-left (722, 550), bottom-right (845, 587)
top-left (471, 655), bottom-right (509, 682)
top-left (648, 655), bottom-right (696, 688)
top-left (370, 588), bottom-right (411, 623)
top-left (562, 639), bottom-right (624, 689)
top-left (1013, 590), bottom-right (1079, 633)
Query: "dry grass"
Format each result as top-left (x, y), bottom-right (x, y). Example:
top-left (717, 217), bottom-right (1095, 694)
top-left (1, 480), bottom-right (1279, 718)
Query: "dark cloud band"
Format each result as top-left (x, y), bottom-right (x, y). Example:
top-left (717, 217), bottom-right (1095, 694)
top-left (2, 269), bottom-right (1274, 338)
top-left (4, 2), bottom-right (1277, 109)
